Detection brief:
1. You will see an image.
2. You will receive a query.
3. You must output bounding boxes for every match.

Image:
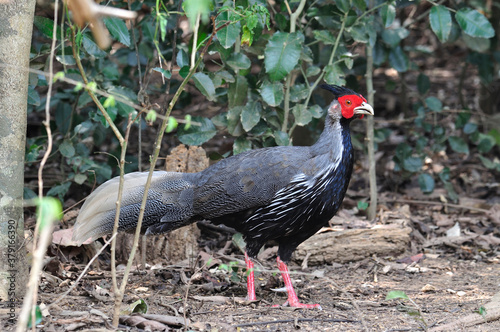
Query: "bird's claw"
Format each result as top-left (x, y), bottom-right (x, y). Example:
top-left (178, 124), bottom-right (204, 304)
top-left (272, 301), bottom-right (322, 310)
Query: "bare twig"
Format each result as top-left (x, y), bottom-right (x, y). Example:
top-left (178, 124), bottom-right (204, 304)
top-left (365, 43), bottom-right (377, 220)
top-left (235, 318), bottom-right (358, 328)
top-left (16, 213), bottom-right (58, 332)
top-left (111, 15), bottom-right (227, 327)
top-left (282, 0), bottom-right (306, 133)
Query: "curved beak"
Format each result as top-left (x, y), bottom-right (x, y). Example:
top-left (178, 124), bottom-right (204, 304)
top-left (354, 102), bottom-right (374, 116)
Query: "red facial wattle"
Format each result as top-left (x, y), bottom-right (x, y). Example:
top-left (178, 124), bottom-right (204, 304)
top-left (338, 95), bottom-right (368, 119)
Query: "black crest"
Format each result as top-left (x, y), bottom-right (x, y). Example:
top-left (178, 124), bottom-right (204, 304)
top-left (320, 84), bottom-right (361, 99)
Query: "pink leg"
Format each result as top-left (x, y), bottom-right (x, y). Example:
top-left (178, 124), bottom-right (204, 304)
top-left (274, 256), bottom-right (322, 309)
top-left (244, 252), bottom-right (257, 301)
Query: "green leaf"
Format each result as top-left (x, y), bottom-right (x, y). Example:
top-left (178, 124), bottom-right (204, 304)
top-left (425, 96), bottom-right (442, 112)
top-left (214, 70), bottom-right (234, 84)
top-left (103, 17), bottom-right (131, 47)
top-left (324, 64), bottom-right (346, 86)
top-left (232, 233), bottom-right (247, 253)
top-left (381, 28), bottom-right (409, 47)
top-left (158, 14), bottom-right (168, 42)
top-left (448, 136), bottom-right (469, 154)
top-left (34, 16), bottom-right (62, 40)
top-left (309, 105), bottom-right (324, 119)
top-left (153, 67), bottom-right (172, 79)
top-left (463, 122), bottom-right (478, 134)
top-left (386, 290), bottom-right (409, 301)
top-left (103, 95), bottom-right (116, 109)
top-left (264, 31), bottom-right (304, 81)
top-left (177, 116), bottom-right (216, 146)
top-left (348, 22), bottom-right (370, 43)
top-left (455, 112), bottom-right (471, 129)
top-left (418, 173), bottom-right (435, 193)
top-left (429, 5), bottom-right (452, 42)
top-left (488, 129), bottom-right (500, 146)
top-left (82, 35), bottom-right (107, 58)
top-left (402, 156), bottom-right (423, 172)
top-left (28, 86), bottom-right (40, 106)
top-left (59, 140), bottom-right (75, 158)
top-left (228, 75), bottom-right (248, 108)
top-left (226, 53), bottom-right (251, 70)
top-left (292, 104), bottom-right (312, 126)
top-left (357, 201), bottom-right (369, 210)
top-left (179, 66), bottom-right (190, 79)
top-left (260, 81), bottom-right (284, 106)
top-left (417, 73), bottom-right (430, 95)
top-left (352, 0), bottom-right (366, 11)
top-left (233, 136), bottom-right (252, 154)
top-left (274, 131), bottom-right (291, 146)
top-left (388, 46), bottom-right (409, 73)
top-left (241, 101), bottom-right (262, 132)
top-left (192, 72), bottom-right (216, 101)
top-left (444, 181), bottom-right (459, 202)
top-left (184, 114), bottom-right (192, 130)
top-left (462, 34), bottom-right (491, 52)
top-left (165, 117), bottom-right (178, 133)
top-left (216, 11), bottom-right (241, 49)
top-left (477, 134), bottom-right (495, 153)
top-left (55, 54), bottom-right (76, 66)
top-left (381, 4), bottom-right (396, 28)
top-left (227, 106), bottom-right (244, 136)
top-left (46, 182), bottom-right (71, 202)
top-left (74, 173), bottom-right (88, 185)
top-left (313, 30), bottom-right (336, 45)
top-left (336, 0), bottom-right (351, 13)
top-left (241, 25), bottom-right (253, 46)
top-left (455, 8), bottom-right (495, 39)
top-left (177, 49), bottom-right (189, 68)
top-left (290, 84), bottom-right (309, 102)
top-left (478, 155), bottom-right (496, 169)
top-left (27, 305), bottom-right (43, 328)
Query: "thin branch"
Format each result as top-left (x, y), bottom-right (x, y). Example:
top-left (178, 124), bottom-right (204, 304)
top-left (191, 13), bottom-right (201, 69)
top-left (365, 44), bottom-right (377, 221)
top-left (70, 26), bottom-right (124, 144)
top-left (110, 113), bottom-right (134, 326)
top-left (295, 10), bottom-right (349, 137)
top-left (282, 0), bottom-right (307, 133)
top-left (113, 16), bottom-right (225, 326)
top-left (235, 318), bottom-right (358, 328)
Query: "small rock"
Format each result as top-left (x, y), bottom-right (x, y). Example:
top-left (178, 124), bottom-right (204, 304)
top-left (421, 284), bottom-right (437, 292)
top-left (457, 291), bottom-right (466, 297)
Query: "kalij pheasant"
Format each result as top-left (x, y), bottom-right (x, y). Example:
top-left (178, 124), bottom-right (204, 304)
top-left (73, 85), bottom-right (374, 308)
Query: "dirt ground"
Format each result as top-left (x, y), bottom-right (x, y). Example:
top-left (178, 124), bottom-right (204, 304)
top-left (9, 249), bottom-right (498, 331)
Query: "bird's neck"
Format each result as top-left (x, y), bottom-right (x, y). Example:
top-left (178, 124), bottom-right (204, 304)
top-left (311, 115), bottom-right (353, 164)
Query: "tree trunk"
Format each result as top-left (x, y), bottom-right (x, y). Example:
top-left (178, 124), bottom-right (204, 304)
top-left (0, 0), bottom-right (36, 319)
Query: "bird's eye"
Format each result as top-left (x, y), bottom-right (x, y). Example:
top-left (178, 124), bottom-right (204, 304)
top-left (346, 100), bottom-right (351, 105)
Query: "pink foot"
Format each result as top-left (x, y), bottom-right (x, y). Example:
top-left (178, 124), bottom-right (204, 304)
top-left (273, 256), bottom-right (322, 310)
top-left (244, 252), bottom-right (257, 301)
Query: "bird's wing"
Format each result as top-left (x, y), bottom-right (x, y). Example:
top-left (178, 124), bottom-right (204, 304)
top-left (193, 146), bottom-right (313, 218)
